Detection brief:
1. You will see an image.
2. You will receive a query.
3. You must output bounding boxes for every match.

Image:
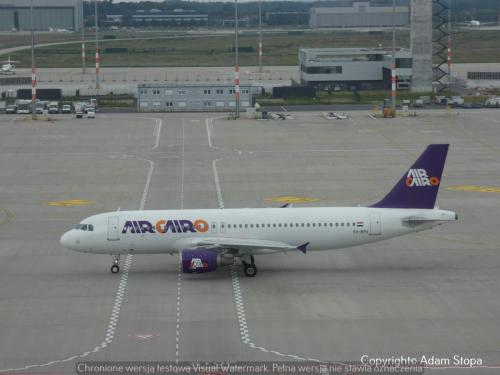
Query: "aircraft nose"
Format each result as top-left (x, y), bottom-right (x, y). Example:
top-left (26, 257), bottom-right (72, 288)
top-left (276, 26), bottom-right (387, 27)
top-left (60, 231), bottom-right (75, 249)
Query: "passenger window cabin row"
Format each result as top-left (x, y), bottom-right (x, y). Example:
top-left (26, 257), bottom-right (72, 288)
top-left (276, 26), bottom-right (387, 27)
top-left (216, 222), bottom-right (357, 230)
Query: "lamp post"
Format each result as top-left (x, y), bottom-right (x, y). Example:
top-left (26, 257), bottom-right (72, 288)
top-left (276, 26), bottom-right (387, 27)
top-left (391, 0), bottom-right (397, 111)
top-left (234, 0), bottom-right (240, 117)
top-left (258, 0), bottom-right (262, 73)
top-left (82, 0), bottom-right (86, 74)
top-left (30, 0), bottom-right (36, 120)
top-left (95, 0), bottom-right (100, 89)
top-left (448, 0), bottom-right (452, 87)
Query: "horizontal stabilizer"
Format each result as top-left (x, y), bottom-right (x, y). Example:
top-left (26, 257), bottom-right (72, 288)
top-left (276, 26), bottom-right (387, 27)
top-left (297, 242), bottom-right (310, 254)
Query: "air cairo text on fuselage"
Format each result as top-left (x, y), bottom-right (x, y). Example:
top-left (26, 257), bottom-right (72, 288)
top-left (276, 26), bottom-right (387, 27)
top-left (122, 219), bottom-right (209, 234)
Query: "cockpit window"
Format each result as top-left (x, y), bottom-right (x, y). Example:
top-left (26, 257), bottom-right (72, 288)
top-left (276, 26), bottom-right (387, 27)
top-left (74, 224), bottom-right (93, 231)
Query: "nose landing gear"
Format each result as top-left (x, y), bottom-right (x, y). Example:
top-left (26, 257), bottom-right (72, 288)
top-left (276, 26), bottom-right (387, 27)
top-left (110, 255), bottom-right (120, 274)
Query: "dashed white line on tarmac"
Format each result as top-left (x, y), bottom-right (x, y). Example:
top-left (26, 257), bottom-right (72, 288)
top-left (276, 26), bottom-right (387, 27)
top-left (212, 158), bottom-right (225, 209)
top-left (207, 125), bottom-right (322, 361)
top-left (175, 262), bottom-right (182, 364)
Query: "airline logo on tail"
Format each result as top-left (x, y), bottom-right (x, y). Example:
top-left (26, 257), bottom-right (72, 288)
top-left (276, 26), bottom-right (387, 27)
top-left (405, 169), bottom-right (440, 187)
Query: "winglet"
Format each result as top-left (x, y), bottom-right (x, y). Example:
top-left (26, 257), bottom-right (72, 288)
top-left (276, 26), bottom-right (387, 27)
top-left (297, 242), bottom-right (310, 254)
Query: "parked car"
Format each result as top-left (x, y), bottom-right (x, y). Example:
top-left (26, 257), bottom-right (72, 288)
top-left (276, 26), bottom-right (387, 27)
top-left (48, 101), bottom-right (59, 114)
top-left (87, 109), bottom-right (95, 118)
top-left (448, 96), bottom-right (464, 107)
top-left (83, 104), bottom-right (95, 113)
top-left (6, 105), bottom-right (17, 114)
top-left (435, 96), bottom-right (447, 105)
top-left (485, 97), bottom-right (500, 108)
top-left (419, 96), bottom-right (431, 105)
top-left (61, 104), bottom-right (72, 114)
top-left (75, 110), bottom-right (83, 118)
top-left (413, 99), bottom-right (424, 108)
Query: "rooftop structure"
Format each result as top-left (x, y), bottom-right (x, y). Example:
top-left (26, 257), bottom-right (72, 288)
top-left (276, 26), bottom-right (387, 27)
top-left (310, 2), bottom-right (409, 29)
top-left (299, 47), bottom-right (412, 91)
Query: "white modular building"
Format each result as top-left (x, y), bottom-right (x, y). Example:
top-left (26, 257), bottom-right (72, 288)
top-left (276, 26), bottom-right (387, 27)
top-left (137, 83), bottom-right (254, 112)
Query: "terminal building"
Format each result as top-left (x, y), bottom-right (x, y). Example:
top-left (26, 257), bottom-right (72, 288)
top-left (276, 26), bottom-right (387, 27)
top-left (131, 13), bottom-right (208, 26)
top-left (299, 48), bottom-right (412, 91)
top-left (310, 2), bottom-right (409, 28)
top-left (137, 83), bottom-right (254, 112)
top-left (0, 0), bottom-right (82, 31)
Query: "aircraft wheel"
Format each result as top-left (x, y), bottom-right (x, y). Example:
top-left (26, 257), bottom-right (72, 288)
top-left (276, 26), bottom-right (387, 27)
top-left (110, 264), bottom-right (120, 274)
top-left (243, 263), bottom-right (257, 277)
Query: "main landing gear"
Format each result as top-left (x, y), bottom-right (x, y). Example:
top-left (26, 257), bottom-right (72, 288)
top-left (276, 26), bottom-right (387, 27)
top-left (110, 255), bottom-right (120, 274)
top-left (241, 254), bottom-right (257, 277)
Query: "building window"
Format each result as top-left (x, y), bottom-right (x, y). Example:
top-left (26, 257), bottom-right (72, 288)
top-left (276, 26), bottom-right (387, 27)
top-left (203, 89), bottom-right (212, 95)
top-left (305, 66), bottom-right (342, 74)
top-left (204, 101), bottom-right (212, 107)
top-left (139, 88), bottom-right (147, 95)
top-left (166, 101), bottom-right (173, 107)
top-left (178, 90), bottom-right (187, 95)
top-left (216, 89), bottom-right (224, 95)
top-left (152, 89), bottom-right (160, 95)
top-left (165, 90), bottom-right (174, 95)
top-left (241, 89), bottom-right (249, 94)
top-left (229, 89), bottom-right (235, 95)
top-left (396, 58), bottom-right (412, 69)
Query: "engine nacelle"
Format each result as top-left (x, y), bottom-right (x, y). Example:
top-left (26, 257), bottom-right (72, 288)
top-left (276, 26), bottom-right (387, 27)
top-left (181, 249), bottom-right (234, 274)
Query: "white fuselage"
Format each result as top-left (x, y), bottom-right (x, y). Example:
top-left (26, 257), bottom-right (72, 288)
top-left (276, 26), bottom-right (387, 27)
top-left (60, 207), bottom-right (456, 255)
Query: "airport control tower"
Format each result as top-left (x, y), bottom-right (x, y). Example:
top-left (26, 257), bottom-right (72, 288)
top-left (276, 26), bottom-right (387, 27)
top-left (411, 0), bottom-right (433, 92)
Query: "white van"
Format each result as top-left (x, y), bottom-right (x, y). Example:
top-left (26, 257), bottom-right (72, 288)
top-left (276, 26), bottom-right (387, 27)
top-left (485, 97), bottom-right (500, 108)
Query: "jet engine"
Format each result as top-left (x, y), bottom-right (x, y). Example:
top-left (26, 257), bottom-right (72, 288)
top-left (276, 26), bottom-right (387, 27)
top-left (181, 249), bottom-right (234, 274)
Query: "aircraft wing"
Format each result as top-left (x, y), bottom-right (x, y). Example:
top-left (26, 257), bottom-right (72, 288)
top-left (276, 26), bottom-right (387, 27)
top-left (173, 237), bottom-right (309, 254)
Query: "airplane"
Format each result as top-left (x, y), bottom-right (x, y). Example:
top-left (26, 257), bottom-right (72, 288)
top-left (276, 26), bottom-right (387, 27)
top-left (0, 55), bottom-right (20, 75)
top-left (60, 144), bottom-right (457, 277)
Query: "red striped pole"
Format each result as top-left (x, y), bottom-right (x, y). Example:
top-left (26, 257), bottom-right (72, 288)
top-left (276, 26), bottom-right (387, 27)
top-left (391, 63), bottom-right (397, 100)
top-left (258, 41), bottom-right (262, 70)
top-left (234, 64), bottom-right (240, 114)
top-left (95, 47), bottom-right (100, 89)
top-left (31, 66), bottom-right (37, 103)
top-left (447, 39), bottom-right (452, 79)
top-left (82, 42), bottom-right (86, 72)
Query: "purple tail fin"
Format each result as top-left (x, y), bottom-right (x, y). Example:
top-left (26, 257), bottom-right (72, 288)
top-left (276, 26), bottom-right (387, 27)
top-left (371, 144), bottom-right (449, 209)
